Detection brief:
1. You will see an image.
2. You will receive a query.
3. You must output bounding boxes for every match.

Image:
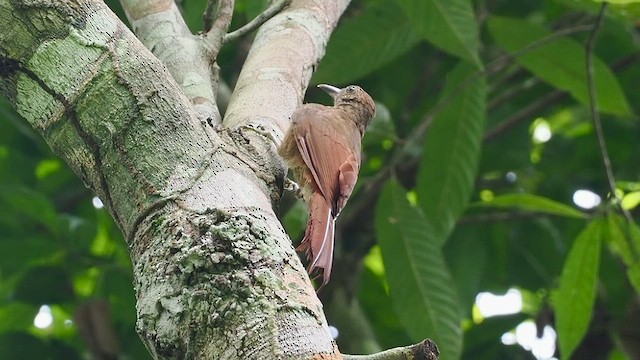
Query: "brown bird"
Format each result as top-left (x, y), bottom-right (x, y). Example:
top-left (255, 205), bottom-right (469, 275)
top-left (279, 84), bottom-right (376, 286)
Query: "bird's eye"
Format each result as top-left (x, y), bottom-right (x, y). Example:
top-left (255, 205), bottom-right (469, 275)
top-left (346, 86), bottom-right (356, 93)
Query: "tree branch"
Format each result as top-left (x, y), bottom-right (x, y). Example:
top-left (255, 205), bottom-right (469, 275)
top-left (224, 0), bottom-right (291, 43)
top-left (1, 1), bottom-right (335, 357)
top-left (120, 0), bottom-right (222, 125)
top-left (343, 339), bottom-right (439, 360)
top-left (203, 0), bottom-right (234, 55)
top-left (203, 0), bottom-right (220, 32)
top-left (224, 0), bottom-right (352, 137)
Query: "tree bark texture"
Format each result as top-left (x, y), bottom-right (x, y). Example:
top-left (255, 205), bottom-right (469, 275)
top-left (0, 0), bottom-right (350, 358)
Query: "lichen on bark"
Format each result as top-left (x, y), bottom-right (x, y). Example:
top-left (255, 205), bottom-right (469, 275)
top-left (1, 0), bottom-right (351, 358)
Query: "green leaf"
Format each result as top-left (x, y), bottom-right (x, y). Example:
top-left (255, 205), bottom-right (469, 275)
top-left (0, 303), bottom-right (37, 333)
top-left (0, 333), bottom-right (49, 360)
top-left (313, 0), bottom-right (420, 85)
top-left (0, 236), bottom-right (62, 275)
top-left (14, 266), bottom-right (75, 305)
top-left (463, 314), bottom-right (527, 356)
top-left (0, 186), bottom-right (60, 235)
top-left (554, 219), bottom-right (603, 359)
top-left (101, 268), bottom-right (136, 324)
top-left (605, 214), bottom-right (640, 294)
top-left (622, 191), bottom-right (640, 210)
top-left (592, 0), bottom-right (640, 3)
top-left (606, 213), bottom-right (634, 265)
top-left (375, 180), bottom-right (462, 360)
top-left (358, 263), bottom-right (414, 350)
top-left (363, 102), bottom-right (396, 150)
top-left (282, 200), bottom-right (308, 242)
top-left (628, 263), bottom-right (640, 296)
top-left (487, 16), bottom-right (632, 117)
top-left (473, 193), bottom-right (588, 219)
top-left (416, 62), bottom-right (486, 245)
top-left (35, 158), bottom-right (61, 179)
top-left (397, 0), bottom-right (482, 68)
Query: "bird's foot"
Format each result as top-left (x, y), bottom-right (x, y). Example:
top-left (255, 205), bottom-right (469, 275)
top-left (284, 178), bottom-right (302, 198)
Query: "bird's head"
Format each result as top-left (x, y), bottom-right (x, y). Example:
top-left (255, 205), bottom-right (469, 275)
top-left (318, 84), bottom-right (376, 132)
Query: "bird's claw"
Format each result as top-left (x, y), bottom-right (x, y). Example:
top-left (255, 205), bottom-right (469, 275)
top-left (284, 178), bottom-right (302, 198)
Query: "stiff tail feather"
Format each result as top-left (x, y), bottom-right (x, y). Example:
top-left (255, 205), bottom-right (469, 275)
top-left (296, 192), bottom-right (335, 286)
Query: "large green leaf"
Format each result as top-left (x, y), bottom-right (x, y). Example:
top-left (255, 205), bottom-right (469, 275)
top-left (416, 62), bottom-right (486, 245)
top-left (472, 193), bottom-right (588, 219)
top-left (375, 180), bottom-right (462, 360)
top-left (488, 16), bottom-right (632, 117)
top-left (397, 0), bottom-right (481, 67)
top-left (313, 0), bottom-right (420, 85)
top-left (554, 219), bottom-right (603, 359)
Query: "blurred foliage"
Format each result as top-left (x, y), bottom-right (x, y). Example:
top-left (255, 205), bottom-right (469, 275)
top-left (0, 96), bottom-right (146, 357)
top-left (2, 0), bottom-right (640, 359)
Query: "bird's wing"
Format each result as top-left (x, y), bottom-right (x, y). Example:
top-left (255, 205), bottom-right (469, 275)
top-left (292, 106), bottom-right (360, 214)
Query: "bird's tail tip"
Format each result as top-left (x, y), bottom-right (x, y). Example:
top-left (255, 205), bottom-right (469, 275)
top-left (297, 195), bottom-right (335, 286)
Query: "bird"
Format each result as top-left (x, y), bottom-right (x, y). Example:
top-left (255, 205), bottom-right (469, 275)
top-left (279, 84), bottom-right (376, 286)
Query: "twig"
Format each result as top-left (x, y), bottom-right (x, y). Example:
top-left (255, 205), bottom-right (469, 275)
top-left (486, 15), bottom-right (594, 109)
top-left (343, 338), bottom-right (439, 360)
top-left (485, 24), bottom-right (593, 75)
top-left (458, 211), bottom-right (548, 225)
top-left (586, 4), bottom-right (616, 193)
top-left (488, 75), bottom-right (540, 111)
top-left (224, 0), bottom-right (290, 43)
top-left (483, 89), bottom-right (565, 142)
top-left (586, 3), bottom-right (613, 194)
top-left (586, 4), bottom-right (635, 224)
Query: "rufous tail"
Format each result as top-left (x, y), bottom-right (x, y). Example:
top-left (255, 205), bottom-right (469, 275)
top-left (297, 191), bottom-right (335, 286)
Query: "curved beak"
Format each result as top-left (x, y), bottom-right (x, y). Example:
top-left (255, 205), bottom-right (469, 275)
top-left (317, 84), bottom-right (341, 99)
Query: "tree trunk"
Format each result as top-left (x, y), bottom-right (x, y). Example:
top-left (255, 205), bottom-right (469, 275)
top-left (0, 0), bottom-right (350, 358)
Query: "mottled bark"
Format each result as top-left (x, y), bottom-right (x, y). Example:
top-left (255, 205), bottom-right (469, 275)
top-left (0, 0), bottom-right (350, 358)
